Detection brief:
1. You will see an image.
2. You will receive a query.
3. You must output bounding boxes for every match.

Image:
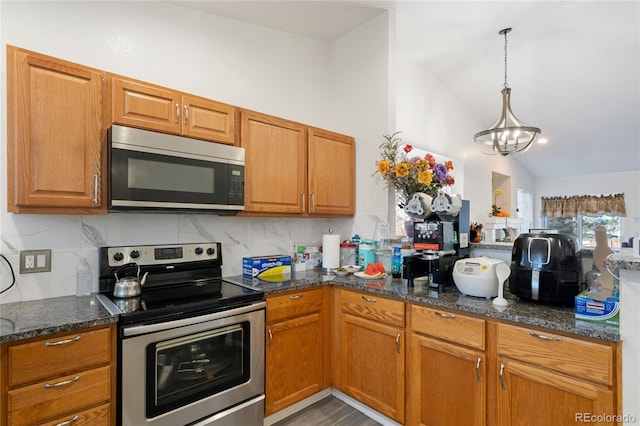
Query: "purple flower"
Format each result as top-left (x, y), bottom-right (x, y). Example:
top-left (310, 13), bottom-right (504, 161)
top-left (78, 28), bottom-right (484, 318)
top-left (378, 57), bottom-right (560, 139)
top-left (433, 163), bottom-right (448, 181)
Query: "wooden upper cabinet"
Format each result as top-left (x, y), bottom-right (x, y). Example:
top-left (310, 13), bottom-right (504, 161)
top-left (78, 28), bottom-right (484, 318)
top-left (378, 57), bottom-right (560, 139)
top-left (6, 45), bottom-right (106, 214)
top-left (240, 109), bottom-right (355, 217)
top-left (308, 128), bottom-right (355, 216)
top-left (111, 76), bottom-right (236, 145)
top-left (240, 110), bottom-right (307, 214)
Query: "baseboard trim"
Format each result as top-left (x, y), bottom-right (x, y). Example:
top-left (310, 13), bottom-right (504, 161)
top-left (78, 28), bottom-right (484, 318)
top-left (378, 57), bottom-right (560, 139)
top-left (263, 388), bottom-right (331, 426)
top-left (331, 389), bottom-right (402, 426)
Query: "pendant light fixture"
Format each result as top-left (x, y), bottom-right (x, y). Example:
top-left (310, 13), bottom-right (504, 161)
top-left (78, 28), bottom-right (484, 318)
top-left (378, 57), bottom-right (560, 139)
top-left (474, 28), bottom-right (541, 156)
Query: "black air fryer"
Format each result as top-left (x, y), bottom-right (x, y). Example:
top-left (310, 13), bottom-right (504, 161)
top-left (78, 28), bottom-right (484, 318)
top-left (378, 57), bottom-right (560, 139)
top-left (509, 233), bottom-right (585, 305)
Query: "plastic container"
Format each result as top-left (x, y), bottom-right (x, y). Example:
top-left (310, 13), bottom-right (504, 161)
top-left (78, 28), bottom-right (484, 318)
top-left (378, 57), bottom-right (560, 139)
top-left (75, 258), bottom-right (92, 296)
top-left (340, 242), bottom-right (357, 267)
top-left (358, 243), bottom-right (376, 271)
top-left (352, 234), bottom-right (361, 266)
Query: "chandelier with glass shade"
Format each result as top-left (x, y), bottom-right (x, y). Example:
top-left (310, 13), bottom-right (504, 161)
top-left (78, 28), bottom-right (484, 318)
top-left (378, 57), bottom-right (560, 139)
top-left (474, 28), bottom-right (541, 156)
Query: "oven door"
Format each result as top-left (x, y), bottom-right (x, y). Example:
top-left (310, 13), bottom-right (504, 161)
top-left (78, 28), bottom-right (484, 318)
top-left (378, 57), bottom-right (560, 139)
top-left (120, 302), bottom-right (265, 426)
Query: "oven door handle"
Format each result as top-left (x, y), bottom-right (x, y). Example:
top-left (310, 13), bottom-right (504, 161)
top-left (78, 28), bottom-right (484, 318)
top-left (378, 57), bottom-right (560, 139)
top-left (122, 301), bottom-right (266, 337)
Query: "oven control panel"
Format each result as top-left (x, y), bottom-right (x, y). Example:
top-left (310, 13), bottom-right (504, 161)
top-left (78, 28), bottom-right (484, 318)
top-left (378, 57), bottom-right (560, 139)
top-left (105, 242), bottom-right (220, 267)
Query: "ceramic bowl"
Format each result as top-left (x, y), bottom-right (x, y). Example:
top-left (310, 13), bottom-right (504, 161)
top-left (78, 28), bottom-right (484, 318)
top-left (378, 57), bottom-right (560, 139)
top-left (342, 265), bottom-right (360, 273)
top-left (335, 268), bottom-right (350, 277)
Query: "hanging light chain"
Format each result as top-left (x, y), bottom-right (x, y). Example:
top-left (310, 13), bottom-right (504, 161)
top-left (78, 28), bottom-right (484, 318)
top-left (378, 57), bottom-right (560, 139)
top-left (500, 28), bottom-right (512, 88)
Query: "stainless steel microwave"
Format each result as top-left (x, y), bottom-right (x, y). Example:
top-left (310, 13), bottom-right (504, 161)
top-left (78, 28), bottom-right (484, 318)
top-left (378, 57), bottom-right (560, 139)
top-left (108, 125), bottom-right (244, 213)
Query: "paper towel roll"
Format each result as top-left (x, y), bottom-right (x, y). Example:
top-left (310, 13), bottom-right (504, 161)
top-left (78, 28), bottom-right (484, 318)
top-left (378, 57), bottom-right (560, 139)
top-left (322, 234), bottom-right (340, 269)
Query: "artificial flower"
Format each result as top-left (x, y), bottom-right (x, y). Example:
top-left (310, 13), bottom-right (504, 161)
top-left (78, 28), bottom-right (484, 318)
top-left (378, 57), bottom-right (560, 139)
top-left (374, 131), bottom-right (455, 203)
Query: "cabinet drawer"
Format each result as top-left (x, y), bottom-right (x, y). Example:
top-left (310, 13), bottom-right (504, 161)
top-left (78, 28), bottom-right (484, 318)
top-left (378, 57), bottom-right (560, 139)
top-left (340, 290), bottom-right (404, 327)
top-left (267, 288), bottom-right (325, 323)
top-left (496, 323), bottom-right (614, 385)
top-left (40, 403), bottom-right (111, 426)
top-left (8, 327), bottom-right (111, 386)
top-left (8, 365), bottom-right (111, 426)
top-left (410, 304), bottom-right (485, 350)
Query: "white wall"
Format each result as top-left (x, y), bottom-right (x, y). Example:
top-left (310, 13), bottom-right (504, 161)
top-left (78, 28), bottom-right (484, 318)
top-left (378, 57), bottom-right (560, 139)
top-left (535, 171), bottom-right (640, 241)
top-left (0, 1), bottom-right (391, 302)
top-left (394, 51), bottom-right (535, 227)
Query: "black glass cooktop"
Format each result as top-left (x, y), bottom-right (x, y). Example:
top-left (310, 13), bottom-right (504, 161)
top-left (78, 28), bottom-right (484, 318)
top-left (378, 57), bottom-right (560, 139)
top-left (99, 279), bottom-right (264, 326)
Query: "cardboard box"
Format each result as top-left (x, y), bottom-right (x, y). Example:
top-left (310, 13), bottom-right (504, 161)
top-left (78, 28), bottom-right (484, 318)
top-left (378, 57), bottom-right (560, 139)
top-left (575, 289), bottom-right (620, 326)
top-left (243, 255), bottom-right (291, 278)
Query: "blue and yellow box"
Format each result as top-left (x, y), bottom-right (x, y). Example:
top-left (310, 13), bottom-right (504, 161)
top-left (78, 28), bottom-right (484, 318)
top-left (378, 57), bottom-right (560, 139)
top-left (242, 255), bottom-right (291, 279)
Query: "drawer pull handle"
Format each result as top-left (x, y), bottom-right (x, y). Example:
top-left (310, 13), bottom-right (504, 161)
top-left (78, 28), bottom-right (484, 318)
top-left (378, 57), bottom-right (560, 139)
top-left (361, 295), bottom-right (377, 303)
top-left (434, 311), bottom-right (456, 319)
top-left (44, 375), bottom-right (80, 389)
top-left (55, 415), bottom-right (80, 426)
top-left (288, 294), bottom-right (304, 300)
top-left (44, 335), bottom-right (81, 347)
top-left (499, 363), bottom-right (507, 390)
top-left (475, 357), bottom-right (482, 382)
top-left (268, 329), bottom-right (273, 348)
top-left (395, 333), bottom-right (401, 353)
top-left (529, 331), bottom-right (562, 342)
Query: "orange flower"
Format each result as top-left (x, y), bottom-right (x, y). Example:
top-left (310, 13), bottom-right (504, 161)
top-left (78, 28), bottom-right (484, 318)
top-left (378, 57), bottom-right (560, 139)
top-left (377, 160), bottom-right (390, 175)
top-left (445, 160), bottom-right (454, 170)
top-left (395, 162), bottom-right (410, 177)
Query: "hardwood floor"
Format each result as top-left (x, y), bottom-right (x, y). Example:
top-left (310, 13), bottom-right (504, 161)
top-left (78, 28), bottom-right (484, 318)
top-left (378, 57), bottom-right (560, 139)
top-left (273, 396), bottom-right (382, 426)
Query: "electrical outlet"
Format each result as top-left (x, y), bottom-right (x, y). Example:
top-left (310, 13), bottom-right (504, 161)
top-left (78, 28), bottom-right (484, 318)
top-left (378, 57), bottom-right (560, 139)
top-left (20, 249), bottom-right (51, 274)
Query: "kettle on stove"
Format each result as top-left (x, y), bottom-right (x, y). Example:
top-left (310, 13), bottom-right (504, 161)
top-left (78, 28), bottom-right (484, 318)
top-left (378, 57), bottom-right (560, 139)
top-left (113, 263), bottom-right (148, 298)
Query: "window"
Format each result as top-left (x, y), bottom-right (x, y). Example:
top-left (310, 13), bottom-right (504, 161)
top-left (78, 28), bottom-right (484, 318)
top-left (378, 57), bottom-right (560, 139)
top-left (543, 215), bottom-right (621, 248)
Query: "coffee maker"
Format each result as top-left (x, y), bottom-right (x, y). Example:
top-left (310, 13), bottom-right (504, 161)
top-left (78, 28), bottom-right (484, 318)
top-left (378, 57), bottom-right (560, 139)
top-left (403, 199), bottom-right (470, 289)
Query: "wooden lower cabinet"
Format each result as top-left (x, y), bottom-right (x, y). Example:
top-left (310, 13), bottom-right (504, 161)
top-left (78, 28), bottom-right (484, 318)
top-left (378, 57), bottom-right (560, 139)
top-left (265, 287), bottom-right (330, 416)
top-left (497, 358), bottom-right (615, 426)
top-left (407, 334), bottom-right (486, 426)
top-left (495, 322), bottom-right (618, 426)
top-left (0, 324), bottom-right (116, 426)
top-left (333, 289), bottom-right (405, 423)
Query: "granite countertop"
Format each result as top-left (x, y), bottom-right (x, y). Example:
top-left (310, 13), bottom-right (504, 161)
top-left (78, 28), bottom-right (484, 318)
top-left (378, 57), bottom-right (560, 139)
top-left (226, 270), bottom-right (620, 342)
top-left (0, 294), bottom-right (117, 344)
top-left (0, 269), bottom-right (622, 344)
top-left (606, 250), bottom-right (640, 271)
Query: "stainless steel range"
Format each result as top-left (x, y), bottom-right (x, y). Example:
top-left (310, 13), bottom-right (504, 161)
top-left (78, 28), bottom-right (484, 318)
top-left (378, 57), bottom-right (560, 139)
top-left (97, 242), bottom-right (265, 426)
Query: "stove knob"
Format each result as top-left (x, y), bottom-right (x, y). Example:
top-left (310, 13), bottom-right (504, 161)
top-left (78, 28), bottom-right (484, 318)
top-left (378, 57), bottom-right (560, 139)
top-left (207, 247), bottom-right (215, 256)
top-left (130, 250), bottom-right (140, 259)
top-left (113, 252), bottom-right (124, 262)
top-left (194, 247), bottom-right (203, 255)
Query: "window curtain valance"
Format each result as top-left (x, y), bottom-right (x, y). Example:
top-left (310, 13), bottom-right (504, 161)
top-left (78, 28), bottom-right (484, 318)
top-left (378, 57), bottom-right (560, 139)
top-left (541, 193), bottom-right (626, 218)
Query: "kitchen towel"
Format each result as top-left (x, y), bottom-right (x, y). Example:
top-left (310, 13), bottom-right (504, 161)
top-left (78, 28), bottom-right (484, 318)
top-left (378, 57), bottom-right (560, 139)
top-left (322, 234), bottom-right (340, 269)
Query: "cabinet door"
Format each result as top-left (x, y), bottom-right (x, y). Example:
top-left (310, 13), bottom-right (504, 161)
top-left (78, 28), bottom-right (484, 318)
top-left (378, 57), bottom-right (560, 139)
top-left (307, 128), bottom-right (355, 216)
top-left (7, 46), bottom-right (105, 213)
top-left (407, 333), bottom-right (486, 426)
top-left (265, 312), bottom-right (324, 415)
top-left (183, 95), bottom-right (236, 144)
top-left (340, 313), bottom-right (404, 423)
top-left (497, 358), bottom-right (615, 426)
top-left (112, 77), bottom-right (182, 134)
top-left (240, 110), bottom-right (306, 214)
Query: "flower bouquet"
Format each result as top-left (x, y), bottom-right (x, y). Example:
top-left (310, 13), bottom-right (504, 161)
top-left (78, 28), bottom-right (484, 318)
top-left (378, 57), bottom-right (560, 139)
top-left (374, 132), bottom-right (455, 205)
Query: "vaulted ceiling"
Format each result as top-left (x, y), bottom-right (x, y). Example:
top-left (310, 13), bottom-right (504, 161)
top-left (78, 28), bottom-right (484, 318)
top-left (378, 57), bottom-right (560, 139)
top-left (170, 1), bottom-right (640, 180)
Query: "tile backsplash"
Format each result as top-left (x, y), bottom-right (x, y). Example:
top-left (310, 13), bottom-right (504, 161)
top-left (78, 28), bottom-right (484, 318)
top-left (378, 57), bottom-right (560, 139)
top-left (0, 213), bottom-right (369, 303)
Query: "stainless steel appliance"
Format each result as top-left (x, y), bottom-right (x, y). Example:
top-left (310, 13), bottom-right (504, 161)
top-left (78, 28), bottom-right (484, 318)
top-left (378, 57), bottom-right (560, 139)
top-left (509, 233), bottom-right (584, 304)
top-left (403, 200), bottom-right (470, 289)
top-left (97, 242), bottom-right (265, 426)
top-left (108, 125), bottom-right (244, 213)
